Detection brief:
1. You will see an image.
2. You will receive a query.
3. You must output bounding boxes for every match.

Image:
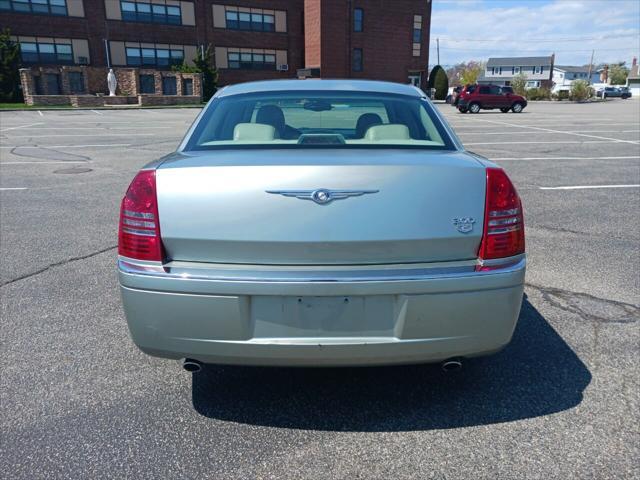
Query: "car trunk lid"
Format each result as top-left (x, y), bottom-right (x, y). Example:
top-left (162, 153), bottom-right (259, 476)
top-left (156, 149), bottom-right (485, 265)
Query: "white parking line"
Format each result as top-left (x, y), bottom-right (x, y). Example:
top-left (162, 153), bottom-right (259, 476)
top-left (0, 122), bottom-right (44, 132)
top-left (0, 143), bottom-right (131, 149)
top-left (456, 118), bottom-right (640, 144)
top-left (91, 110), bottom-right (103, 115)
top-left (38, 110), bottom-right (43, 117)
top-left (539, 184), bottom-right (640, 190)
top-left (1, 161), bottom-right (89, 165)
top-left (457, 130), bottom-right (640, 135)
top-left (491, 155), bottom-right (640, 161)
top-left (7, 133), bottom-right (157, 138)
top-left (467, 140), bottom-right (614, 145)
top-left (0, 187), bottom-right (28, 191)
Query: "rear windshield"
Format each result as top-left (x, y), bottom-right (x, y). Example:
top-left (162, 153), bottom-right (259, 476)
top-left (184, 90), bottom-right (455, 151)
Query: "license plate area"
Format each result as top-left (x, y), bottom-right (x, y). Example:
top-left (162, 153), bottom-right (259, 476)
top-left (251, 295), bottom-right (397, 338)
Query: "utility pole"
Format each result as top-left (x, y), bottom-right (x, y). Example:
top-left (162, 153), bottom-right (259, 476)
top-left (587, 50), bottom-right (595, 84)
top-left (437, 38), bottom-right (440, 65)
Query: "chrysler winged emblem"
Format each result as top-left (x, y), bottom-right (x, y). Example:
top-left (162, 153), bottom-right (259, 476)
top-left (453, 217), bottom-right (475, 233)
top-left (266, 188), bottom-right (379, 205)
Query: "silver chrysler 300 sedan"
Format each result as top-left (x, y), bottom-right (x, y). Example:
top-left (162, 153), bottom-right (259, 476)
top-left (118, 79), bottom-right (525, 370)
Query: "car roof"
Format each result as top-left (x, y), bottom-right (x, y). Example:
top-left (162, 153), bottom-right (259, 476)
top-left (216, 79), bottom-right (424, 98)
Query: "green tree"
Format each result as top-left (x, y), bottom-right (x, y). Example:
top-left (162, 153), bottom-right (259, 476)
top-left (458, 61), bottom-right (484, 85)
top-left (428, 65), bottom-right (448, 100)
top-left (609, 62), bottom-right (629, 85)
top-left (434, 68), bottom-right (449, 100)
top-left (570, 79), bottom-right (592, 101)
top-left (172, 45), bottom-right (218, 101)
top-left (0, 29), bottom-right (23, 103)
top-left (511, 73), bottom-right (528, 96)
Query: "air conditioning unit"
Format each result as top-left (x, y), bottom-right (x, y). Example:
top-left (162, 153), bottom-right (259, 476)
top-left (277, 64), bottom-right (289, 72)
top-left (77, 56), bottom-right (89, 65)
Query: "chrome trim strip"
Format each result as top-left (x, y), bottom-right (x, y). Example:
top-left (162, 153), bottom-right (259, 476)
top-left (118, 257), bottom-right (525, 283)
top-left (123, 218), bottom-right (156, 228)
top-left (123, 210), bottom-right (155, 219)
top-left (488, 217), bottom-right (520, 227)
top-left (122, 227), bottom-right (156, 237)
top-left (488, 225), bottom-right (521, 235)
top-left (489, 208), bottom-right (519, 217)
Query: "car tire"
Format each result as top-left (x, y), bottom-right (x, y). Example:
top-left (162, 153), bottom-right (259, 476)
top-left (511, 102), bottom-right (524, 113)
top-left (500, 107), bottom-right (510, 113)
top-left (458, 107), bottom-right (468, 113)
top-left (468, 102), bottom-right (481, 114)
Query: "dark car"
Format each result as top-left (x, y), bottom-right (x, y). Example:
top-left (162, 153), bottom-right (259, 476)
top-left (458, 84), bottom-right (528, 113)
top-left (597, 86), bottom-right (631, 99)
top-left (446, 85), bottom-right (463, 105)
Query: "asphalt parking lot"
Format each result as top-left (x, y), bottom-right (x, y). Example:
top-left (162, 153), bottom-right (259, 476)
top-left (1, 100), bottom-right (639, 479)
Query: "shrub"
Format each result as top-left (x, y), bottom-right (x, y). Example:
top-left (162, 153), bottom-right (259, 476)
top-left (511, 73), bottom-right (528, 96)
top-left (569, 79), bottom-right (592, 102)
top-left (552, 90), bottom-right (570, 101)
top-left (172, 44), bottom-right (218, 101)
top-left (526, 87), bottom-right (551, 100)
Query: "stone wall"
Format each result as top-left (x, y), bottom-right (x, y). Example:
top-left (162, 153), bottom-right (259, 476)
top-left (138, 95), bottom-right (201, 106)
top-left (20, 66), bottom-right (203, 101)
top-left (27, 96), bottom-right (72, 106)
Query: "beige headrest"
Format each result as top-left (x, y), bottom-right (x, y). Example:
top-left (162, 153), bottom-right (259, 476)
top-left (233, 123), bottom-right (276, 141)
top-left (364, 124), bottom-right (411, 141)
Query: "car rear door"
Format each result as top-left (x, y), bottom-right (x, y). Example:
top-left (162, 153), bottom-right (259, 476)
top-left (489, 85), bottom-right (507, 107)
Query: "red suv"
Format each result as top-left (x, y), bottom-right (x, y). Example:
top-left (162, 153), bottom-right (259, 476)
top-left (457, 84), bottom-right (527, 114)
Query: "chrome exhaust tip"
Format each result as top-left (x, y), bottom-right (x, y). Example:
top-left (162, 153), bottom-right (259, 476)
top-left (182, 358), bottom-right (203, 373)
top-left (441, 358), bottom-right (463, 372)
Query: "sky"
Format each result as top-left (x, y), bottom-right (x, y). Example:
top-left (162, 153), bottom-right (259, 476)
top-left (429, 0), bottom-right (640, 67)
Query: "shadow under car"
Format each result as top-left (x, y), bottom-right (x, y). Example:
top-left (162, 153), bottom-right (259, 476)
top-left (191, 297), bottom-right (591, 432)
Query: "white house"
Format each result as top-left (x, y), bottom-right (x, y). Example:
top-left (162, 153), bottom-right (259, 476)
top-left (627, 57), bottom-right (640, 97)
top-left (552, 66), bottom-right (600, 92)
top-left (478, 55), bottom-right (554, 88)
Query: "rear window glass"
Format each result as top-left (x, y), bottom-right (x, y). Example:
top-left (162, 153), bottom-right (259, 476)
top-left (184, 91), bottom-right (455, 151)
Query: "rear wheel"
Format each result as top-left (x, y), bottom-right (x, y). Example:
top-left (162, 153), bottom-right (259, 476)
top-left (458, 106), bottom-right (468, 113)
top-left (511, 102), bottom-right (523, 113)
top-left (468, 102), bottom-right (481, 114)
top-left (500, 107), bottom-right (510, 113)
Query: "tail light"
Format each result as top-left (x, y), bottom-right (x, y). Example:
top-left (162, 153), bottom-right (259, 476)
top-left (477, 167), bottom-right (525, 264)
top-left (118, 170), bottom-right (164, 262)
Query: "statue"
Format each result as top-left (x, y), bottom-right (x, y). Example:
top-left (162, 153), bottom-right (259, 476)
top-left (107, 68), bottom-right (117, 96)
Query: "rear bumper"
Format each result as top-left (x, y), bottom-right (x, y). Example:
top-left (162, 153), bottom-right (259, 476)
top-left (118, 256), bottom-right (526, 366)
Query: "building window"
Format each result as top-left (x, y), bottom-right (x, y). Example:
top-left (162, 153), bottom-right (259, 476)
top-left (126, 46), bottom-right (183, 67)
top-left (0, 0), bottom-right (67, 15)
top-left (354, 8), bottom-right (363, 32)
top-left (227, 50), bottom-right (276, 70)
top-left (182, 78), bottom-right (193, 95)
top-left (352, 48), bottom-right (363, 72)
top-left (68, 71), bottom-right (85, 93)
top-left (162, 77), bottom-right (177, 95)
top-left (412, 14), bottom-right (422, 57)
top-left (224, 7), bottom-right (275, 31)
top-left (120, 1), bottom-right (181, 25)
top-left (512, 66), bottom-right (520, 74)
top-left (533, 66), bottom-right (541, 74)
top-left (19, 41), bottom-right (73, 64)
top-left (139, 74), bottom-right (155, 93)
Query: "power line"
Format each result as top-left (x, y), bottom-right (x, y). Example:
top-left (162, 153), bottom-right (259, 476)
top-left (434, 33), bottom-right (639, 43)
top-left (432, 46), bottom-right (637, 53)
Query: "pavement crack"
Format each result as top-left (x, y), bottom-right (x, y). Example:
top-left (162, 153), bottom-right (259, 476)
top-left (526, 282), bottom-right (639, 324)
top-left (1, 245), bottom-right (117, 287)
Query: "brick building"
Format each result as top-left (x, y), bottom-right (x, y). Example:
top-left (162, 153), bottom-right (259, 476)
top-left (2, 0), bottom-right (432, 92)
